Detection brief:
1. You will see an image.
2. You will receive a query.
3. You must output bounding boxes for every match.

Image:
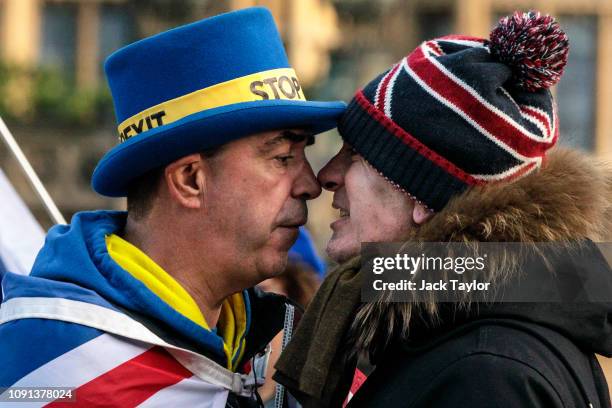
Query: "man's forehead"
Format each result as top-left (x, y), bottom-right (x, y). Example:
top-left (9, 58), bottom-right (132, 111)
top-left (258, 129), bottom-right (315, 151)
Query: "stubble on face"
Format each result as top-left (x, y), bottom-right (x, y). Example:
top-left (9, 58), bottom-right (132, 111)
top-left (325, 147), bottom-right (416, 264)
top-left (203, 130), bottom-right (314, 286)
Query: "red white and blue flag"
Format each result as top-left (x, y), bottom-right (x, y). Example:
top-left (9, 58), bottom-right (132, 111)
top-left (0, 284), bottom-right (258, 407)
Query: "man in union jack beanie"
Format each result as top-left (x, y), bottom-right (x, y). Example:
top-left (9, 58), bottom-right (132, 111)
top-left (275, 11), bottom-right (612, 407)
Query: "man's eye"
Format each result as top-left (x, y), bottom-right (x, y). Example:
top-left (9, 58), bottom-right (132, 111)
top-left (275, 155), bottom-right (294, 166)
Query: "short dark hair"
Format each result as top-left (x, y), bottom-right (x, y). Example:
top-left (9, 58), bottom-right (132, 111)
top-left (126, 166), bottom-right (164, 220)
top-left (126, 145), bottom-right (224, 220)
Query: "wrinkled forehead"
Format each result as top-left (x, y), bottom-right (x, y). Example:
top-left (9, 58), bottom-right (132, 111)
top-left (255, 129), bottom-right (315, 154)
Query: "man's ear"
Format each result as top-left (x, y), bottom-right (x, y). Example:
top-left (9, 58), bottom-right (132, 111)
top-left (164, 153), bottom-right (206, 209)
top-left (412, 201), bottom-right (433, 225)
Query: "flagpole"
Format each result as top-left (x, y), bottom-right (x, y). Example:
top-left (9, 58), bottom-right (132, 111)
top-left (0, 116), bottom-right (66, 225)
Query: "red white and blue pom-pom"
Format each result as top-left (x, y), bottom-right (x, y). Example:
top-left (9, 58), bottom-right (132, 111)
top-left (489, 11), bottom-right (569, 91)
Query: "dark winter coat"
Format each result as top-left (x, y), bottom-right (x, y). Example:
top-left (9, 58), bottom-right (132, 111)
top-left (275, 148), bottom-right (612, 407)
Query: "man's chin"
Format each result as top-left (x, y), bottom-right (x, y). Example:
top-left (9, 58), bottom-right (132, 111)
top-left (326, 236), bottom-right (360, 264)
top-left (255, 251), bottom-right (289, 281)
top-left (271, 226), bottom-right (300, 250)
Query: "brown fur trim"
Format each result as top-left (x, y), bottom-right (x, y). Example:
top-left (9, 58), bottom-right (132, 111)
top-left (352, 148), bottom-right (612, 358)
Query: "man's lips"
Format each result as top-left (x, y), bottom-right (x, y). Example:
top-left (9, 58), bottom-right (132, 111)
top-left (278, 218), bottom-right (307, 228)
top-left (330, 215), bottom-right (349, 231)
top-left (277, 204), bottom-right (308, 229)
top-left (332, 200), bottom-right (350, 218)
top-left (330, 199), bottom-right (350, 231)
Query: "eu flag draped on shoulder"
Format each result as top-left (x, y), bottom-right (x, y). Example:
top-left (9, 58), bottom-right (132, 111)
top-left (0, 168), bottom-right (45, 279)
top-left (0, 7), bottom-right (344, 407)
top-left (0, 167), bottom-right (45, 302)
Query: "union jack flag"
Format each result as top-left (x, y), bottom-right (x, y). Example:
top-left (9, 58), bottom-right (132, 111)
top-left (0, 276), bottom-right (260, 407)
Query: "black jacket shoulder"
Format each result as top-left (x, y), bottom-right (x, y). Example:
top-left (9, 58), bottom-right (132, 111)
top-left (348, 319), bottom-right (609, 408)
top-left (405, 352), bottom-right (563, 407)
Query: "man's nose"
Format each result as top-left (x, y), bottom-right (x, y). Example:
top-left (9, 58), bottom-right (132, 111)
top-left (292, 160), bottom-right (322, 200)
top-left (317, 152), bottom-right (345, 191)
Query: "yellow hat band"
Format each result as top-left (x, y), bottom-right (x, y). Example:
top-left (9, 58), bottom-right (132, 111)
top-left (117, 68), bottom-right (306, 142)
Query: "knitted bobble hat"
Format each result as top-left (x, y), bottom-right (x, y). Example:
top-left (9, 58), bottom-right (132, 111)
top-left (338, 11), bottom-right (569, 212)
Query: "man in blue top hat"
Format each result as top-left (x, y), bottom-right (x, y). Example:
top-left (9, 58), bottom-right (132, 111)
top-left (0, 7), bottom-right (344, 407)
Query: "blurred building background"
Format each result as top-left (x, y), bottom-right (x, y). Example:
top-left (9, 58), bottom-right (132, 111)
top-left (0, 0), bottom-right (610, 238)
top-left (0, 0), bottom-right (610, 389)
top-left (0, 0), bottom-right (342, 226)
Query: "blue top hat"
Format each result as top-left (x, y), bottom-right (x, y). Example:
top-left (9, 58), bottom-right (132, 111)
top-left (92, 7), bottom-right (346, 196)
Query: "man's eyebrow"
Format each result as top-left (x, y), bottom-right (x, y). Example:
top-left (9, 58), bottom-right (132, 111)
top-left (259, 130), bottom-right (315, 153)
top-left (281, 130), bottom-right (315, 144)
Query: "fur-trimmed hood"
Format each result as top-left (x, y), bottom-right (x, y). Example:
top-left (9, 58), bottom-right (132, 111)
top-left (353, 148), bottom-right (612, 357)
